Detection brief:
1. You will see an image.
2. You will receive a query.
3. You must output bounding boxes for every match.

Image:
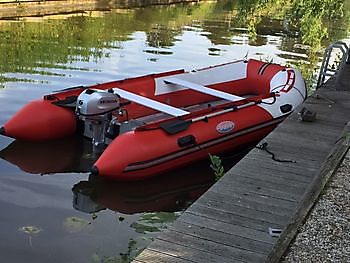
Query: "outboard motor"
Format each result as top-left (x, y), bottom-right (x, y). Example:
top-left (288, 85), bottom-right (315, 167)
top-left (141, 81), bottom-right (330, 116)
top-left (76, 89), bottom-right (121, 152)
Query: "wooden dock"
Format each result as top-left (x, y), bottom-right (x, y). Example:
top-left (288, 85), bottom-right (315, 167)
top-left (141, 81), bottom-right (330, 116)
top-left (134, 62), bottom-right (350, 262)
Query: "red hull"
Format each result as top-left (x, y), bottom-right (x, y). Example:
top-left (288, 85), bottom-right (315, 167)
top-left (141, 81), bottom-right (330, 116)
top-left (2, 100), bottom-right (76, 141)
top-left (93, 106), bottom-right (279, 180)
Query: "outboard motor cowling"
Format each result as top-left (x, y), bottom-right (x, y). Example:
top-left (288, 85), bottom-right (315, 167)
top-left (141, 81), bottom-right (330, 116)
top-left (76, 89), bottom-right (120, 116)
top-left (76, 89), bottom-right (121, 151)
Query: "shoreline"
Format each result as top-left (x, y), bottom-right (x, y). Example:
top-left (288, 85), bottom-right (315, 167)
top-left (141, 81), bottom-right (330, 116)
top-left (0, 0), bottom-right (202, 19)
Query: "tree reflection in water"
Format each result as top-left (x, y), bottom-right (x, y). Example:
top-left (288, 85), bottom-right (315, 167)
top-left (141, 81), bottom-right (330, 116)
top-left (0, 0), bottom-right (349, 87)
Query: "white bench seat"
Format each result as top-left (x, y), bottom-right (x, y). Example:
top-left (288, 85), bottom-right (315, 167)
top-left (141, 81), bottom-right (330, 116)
top-left (113, 88), bottom-right (189, 117)
top-left (164, 77), bottom-right (244, 102)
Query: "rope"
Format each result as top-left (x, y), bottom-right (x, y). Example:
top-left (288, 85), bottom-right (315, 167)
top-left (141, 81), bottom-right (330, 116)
top-left (256, 142), bottom-right (296, 163)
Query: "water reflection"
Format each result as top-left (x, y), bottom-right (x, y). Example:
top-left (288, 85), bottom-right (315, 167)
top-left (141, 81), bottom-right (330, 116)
top-left (0, 136), bottom-right (95, 174)
top-left (0, 136), bottom-right (243, 214)
top-left (0, 1), bottom-right (349, 86)
top-left (0, 135), bottom-right (249, 215)
top-left (72, 166), bottom-right (215, 214)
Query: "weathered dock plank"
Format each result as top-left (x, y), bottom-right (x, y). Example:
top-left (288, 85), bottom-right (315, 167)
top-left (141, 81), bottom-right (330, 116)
top-left (186, 205), bottom-right (285, 232)
top-left (157, 230), bottom-right (268, 262)
top-left (231, 175), bottom-right (307, 195)
top-left (213, 178), bottom-right (302, 202)
top-left (198, 190), bottom-right (295, 216)
top-left (135, 63), bottom-right (350, 262)
top-left (246, 150), bottom-right (323, 173)
top-left (191, 200), bottom-right (290, 226)
top-left (167, 220), bottom-right (274, 255)
top-left (232, 165), bottom-right (310, 188)
top-left (133, 249), bottom-right (195, 263)
top-left (208, 183), bottom-right (298, 211)
top-left (176, 212), bottom-right (276, 244)
top-left (148, 239), bottom-right (247, 263)
top-left (243, 155), bottom-right (317, 182)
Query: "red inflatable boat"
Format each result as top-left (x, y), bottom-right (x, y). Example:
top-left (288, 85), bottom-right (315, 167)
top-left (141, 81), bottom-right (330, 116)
top-left (0, 59), bottom-right (306, 180)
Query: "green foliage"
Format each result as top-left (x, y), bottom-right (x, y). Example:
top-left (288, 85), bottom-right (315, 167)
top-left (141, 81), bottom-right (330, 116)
top-left (232, 0), bottom-right (347, 49)
top-left (338, 130), bottom-right (350, 146)
top-left (130, 212), bottom-right (179, 234)
top-left (91, 238), bottom-right (146, 263)
top-left (18, 225), bottom-right (43, 247)
top-left (90, 211), bottom-right (177, 262)
top-left (0, 3), bottom-right (218, 82)
top-left (103, 212), bottom-right (178, 262)
top-left (230, 0), bottom-right (349, 88)
top-left (91, 212), bottom-right (98, 220)
top-left (289, 0), bottom-right (344, 48)
top-left (18, 225), bottom-right (42, 235)
top-left (63, 216), bottom-right (92, 233)
top-left (209, 153), bottom-right (225, 180)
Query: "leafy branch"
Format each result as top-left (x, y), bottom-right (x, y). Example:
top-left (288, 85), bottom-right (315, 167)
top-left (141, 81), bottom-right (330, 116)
top-left (209, 153), bottom-right (225, 180)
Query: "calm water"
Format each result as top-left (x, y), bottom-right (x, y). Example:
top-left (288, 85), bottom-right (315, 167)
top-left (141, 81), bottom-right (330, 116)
top-left (0, 1), bottom-right (349, 262)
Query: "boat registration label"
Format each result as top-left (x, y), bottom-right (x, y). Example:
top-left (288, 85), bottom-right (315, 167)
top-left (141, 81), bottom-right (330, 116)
top-left (216, 121), bottom-right (235, 134)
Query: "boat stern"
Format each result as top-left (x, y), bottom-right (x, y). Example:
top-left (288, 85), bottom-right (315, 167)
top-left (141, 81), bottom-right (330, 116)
top-left (1, 99), bottom-right (77, 141)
